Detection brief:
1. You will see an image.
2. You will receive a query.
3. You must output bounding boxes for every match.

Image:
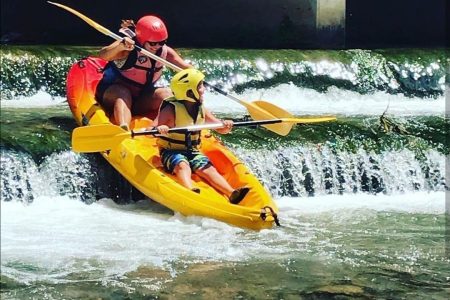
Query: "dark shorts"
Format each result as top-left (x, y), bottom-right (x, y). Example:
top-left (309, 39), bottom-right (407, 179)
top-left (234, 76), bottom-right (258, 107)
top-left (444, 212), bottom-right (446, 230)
top-left (160, 149), bottom-right (212, 174)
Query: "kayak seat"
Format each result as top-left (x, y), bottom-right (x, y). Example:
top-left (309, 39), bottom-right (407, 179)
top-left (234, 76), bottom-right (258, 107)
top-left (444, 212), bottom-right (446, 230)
top-left (206, 150), bottom-right (245, 186)
top-left (151, 155), bottom-right (163, 168)
top-left (206, 150), bottom-right (232, 175)
top-left (130, 117), bottom-right (154, 131)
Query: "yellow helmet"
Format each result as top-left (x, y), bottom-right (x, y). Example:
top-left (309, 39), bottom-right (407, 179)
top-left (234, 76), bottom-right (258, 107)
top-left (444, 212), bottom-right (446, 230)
top-left (170, 69), bottom-right (205, 102)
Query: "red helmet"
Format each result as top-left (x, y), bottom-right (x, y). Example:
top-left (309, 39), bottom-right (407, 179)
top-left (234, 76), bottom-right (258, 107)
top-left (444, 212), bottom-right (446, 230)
top-left (135, 15), bottom-right (168, 45)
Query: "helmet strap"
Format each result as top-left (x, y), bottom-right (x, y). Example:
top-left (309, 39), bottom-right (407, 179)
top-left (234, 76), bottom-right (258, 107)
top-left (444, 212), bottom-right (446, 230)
top-left (186, 90), bottom-right (200, 103)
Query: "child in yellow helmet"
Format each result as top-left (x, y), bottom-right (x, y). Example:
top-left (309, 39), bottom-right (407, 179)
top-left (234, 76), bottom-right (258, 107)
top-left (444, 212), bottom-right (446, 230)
top-left (155, 69), bottom-right (249, 204)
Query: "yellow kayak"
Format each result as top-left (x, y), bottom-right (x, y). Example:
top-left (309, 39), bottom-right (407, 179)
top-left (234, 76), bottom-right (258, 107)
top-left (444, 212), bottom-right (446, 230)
top-left (66, 57), bottom-right (279, 230)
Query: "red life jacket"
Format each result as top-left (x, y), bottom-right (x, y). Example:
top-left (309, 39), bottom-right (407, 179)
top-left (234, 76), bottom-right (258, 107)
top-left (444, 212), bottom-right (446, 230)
top-left (112, 45), bottom-right (168, 88)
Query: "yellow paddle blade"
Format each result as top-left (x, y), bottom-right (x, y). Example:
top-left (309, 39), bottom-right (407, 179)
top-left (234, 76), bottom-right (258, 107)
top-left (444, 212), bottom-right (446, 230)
top-left (245, 100), bottom-right (294, 136)
top-left (47, 2), bottom-right (120, 39)
top-left (72, 124), bottom-right (131, 153)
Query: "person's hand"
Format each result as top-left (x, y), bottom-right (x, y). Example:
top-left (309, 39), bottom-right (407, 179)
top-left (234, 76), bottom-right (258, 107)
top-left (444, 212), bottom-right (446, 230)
top-left (120, 37), bottom-right (135, 51)
top-left (121, 19), bottom-right (135, 28)
top-left (156, 125), bottom-right (170, 135)
top-left (220, 120), bottom-right (233, 134)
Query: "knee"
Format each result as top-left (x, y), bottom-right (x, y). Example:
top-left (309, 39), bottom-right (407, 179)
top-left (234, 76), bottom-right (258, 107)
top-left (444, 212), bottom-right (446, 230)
top-left (155, 87), bottom-right (173, 99)
top-left (152, 88), bottom-right (172, 106)
top-left (116, 96), bottom-right (132, 109)
top-left (195, 165), bottom-right (215, 177)
top-left (174, 161), bottom-right (191, 174)
top-left (104, 85), bottom-right (133, 109)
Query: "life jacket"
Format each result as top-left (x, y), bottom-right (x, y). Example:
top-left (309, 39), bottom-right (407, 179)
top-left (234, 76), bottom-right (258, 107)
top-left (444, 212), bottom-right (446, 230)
top-left (157, 97), bottom-right (205, 151)
top-left (108, 45), bottom-right (168, 89)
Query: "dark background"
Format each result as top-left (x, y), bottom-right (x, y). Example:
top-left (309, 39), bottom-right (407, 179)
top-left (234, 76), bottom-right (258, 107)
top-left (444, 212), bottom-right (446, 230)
top-left (346, 0), bottom-right (446, 48)
top-left (0, 0), bottom-right (447, 48)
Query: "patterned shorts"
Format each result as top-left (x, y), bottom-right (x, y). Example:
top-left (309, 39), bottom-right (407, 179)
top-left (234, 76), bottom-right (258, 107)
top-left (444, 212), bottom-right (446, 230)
top-left (160, 149), bottom-right (211, 174)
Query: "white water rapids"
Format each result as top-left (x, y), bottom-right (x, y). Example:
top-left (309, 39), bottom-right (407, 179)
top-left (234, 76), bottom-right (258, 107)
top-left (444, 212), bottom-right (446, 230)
top-left (1, 191), bottom-right (445, 284)
top-left (0, 86), bottom-right (446, 117)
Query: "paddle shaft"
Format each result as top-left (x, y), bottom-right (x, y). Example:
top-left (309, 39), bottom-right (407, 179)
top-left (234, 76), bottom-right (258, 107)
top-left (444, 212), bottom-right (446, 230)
top-left (112, 41), bottom-right (249, 107)
top-left (132, 119), bottom-right (283, 137)
top-left (102, 37), bottom-right (247, 107)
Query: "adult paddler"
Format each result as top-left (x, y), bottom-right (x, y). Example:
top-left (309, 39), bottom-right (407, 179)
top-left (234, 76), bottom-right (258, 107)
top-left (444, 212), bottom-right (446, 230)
top-left (96, 16), bottom-right (192, 130)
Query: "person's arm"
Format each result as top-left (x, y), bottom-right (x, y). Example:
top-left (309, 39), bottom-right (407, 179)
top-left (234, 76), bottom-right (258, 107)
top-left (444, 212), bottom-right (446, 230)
top-left (166, 47), bottom-right (193, 69)
top-left (204, 109), bottom-right (233, 134)
top-left (98, 37), bottom-right (134, 61)
top-left (155, 104), bottom-right (176, 135)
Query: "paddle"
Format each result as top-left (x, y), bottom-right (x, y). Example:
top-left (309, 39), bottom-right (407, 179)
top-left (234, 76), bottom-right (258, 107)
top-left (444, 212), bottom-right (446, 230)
top-left (47, 1), bottom-right (335, 136)
top-left (72, 117), bottom-right (335, 153)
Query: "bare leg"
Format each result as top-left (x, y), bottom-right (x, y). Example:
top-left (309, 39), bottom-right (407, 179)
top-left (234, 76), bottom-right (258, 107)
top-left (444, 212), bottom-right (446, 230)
top-left (114, 99), bottom-right (132, 127)
top-left (195, 166), bottom-right (234, 197)
top-left (173, 161), bottom-right (194, 190)
top-left (102, 84), bottom-right (133, 126)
